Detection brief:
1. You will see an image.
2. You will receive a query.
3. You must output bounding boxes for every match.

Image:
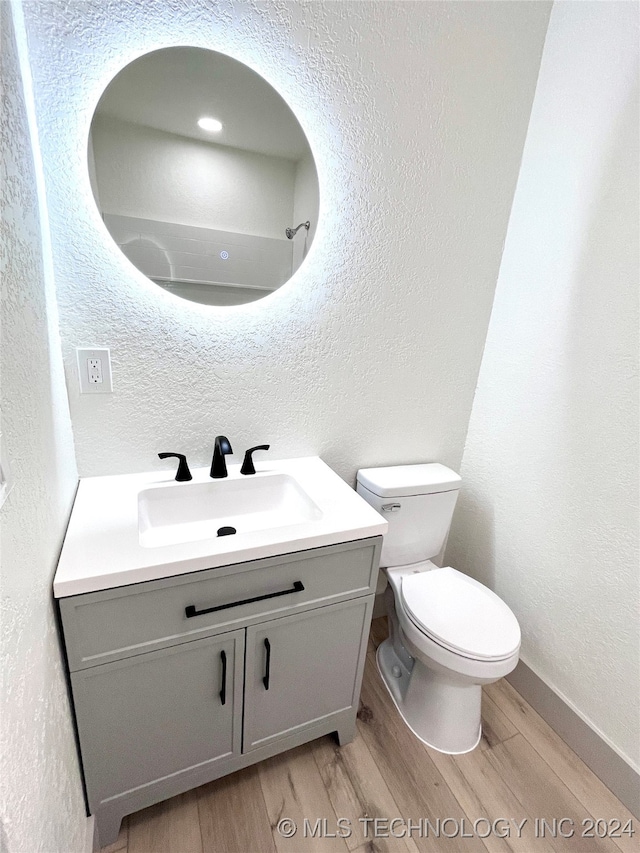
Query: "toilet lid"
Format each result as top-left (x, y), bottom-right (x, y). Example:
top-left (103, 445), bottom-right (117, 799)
top-left (400, 567), bottom-right (521, 661)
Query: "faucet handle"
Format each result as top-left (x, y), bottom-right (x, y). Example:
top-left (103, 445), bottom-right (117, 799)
top-left (240, 445), bottom-right (270, 475)
top-left (158, 453), bottom-right (192, 482)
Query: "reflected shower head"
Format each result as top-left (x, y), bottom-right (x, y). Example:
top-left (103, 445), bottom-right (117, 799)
top-left (285, 221), bottom-right (311, 239)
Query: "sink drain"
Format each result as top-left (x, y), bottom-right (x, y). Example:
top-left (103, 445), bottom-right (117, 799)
top-left (217, 526), bottom-right (236, 537)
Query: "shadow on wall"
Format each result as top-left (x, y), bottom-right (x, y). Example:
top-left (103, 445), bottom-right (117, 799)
top-left (445, 71), bottom-right (638, 625)
top-left (561, 81), bottom-right (638, 551)
top-left (445, 490), bottom-right (496, 590)
top-left (446, 71), bottom-right (638, 725)
top-left (557, 81), bottom-right (639, 685)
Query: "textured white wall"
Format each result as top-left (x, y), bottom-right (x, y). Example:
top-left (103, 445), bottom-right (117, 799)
top-left (0, 3), bottom-right (87, 851)
top-left (21, 0), bottom-right (551, 482)
top-left (447, 1), bottom-right (640, 768)
top-left (92, 114), bottom-right (298, 239)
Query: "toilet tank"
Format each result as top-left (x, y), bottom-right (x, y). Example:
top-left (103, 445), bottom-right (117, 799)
top-left (356, 464), bottom-right (461, 568)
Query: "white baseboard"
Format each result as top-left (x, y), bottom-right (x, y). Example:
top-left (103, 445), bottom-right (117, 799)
top-left (507, 662), bottom-right (640, 818)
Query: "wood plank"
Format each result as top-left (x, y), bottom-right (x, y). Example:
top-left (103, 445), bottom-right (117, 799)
top-left (479, 692), bottom-right (518, 752)
top-left (312, 733), bottom-right (419, 852)
top-left (427, 745), bottom-right (556, 853)
top-left (486, 680), bottom-right (636, 853)
top-left (197, 764), bottom-right (276, 853)
top-left (369, 617), bottom-right (389, 651)
top-left (99, 818), bottom-right (128, 853)
top-left (484, 734), bottom-right (619, 852)
top-left (357, 657), bottom-right (489, 853)
top-left (127, 790), bottom-right (202, 853)
top-left (258, 741), bottom-right (350, 853)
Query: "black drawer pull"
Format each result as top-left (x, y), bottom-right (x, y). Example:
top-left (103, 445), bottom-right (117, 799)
top-left (219, 650), bottom-right (227, 706)
top-left (263, 638), bottom-right (271, 690)
top-left (185, 580), bottom-right (305, 619)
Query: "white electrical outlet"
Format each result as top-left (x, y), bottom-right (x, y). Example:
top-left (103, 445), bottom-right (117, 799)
top-left (88, 358), bottom-right (102, 384)
top-left (77, 348), bottom-right (113, 394)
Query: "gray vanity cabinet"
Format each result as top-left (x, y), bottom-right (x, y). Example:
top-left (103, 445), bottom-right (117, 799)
top-left (70, 630), bottom-right (245, 812)
top-left (59, 537), bottom-right (381, 846)
top-left (244, 597), bottom-right (372, 751)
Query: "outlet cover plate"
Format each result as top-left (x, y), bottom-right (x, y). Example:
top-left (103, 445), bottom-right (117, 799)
top-left (77, 348), bottom-right (113, 394)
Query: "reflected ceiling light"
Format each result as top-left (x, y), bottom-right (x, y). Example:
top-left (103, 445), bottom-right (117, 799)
top-left (197, 117), bottom-right (222, 132)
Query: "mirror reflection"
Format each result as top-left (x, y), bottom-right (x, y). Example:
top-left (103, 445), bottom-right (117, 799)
top-left (89, 47), bottom-right (319, 306)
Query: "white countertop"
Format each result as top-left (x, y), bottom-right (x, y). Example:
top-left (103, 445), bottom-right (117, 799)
top-left (53, 456), bottom-right (387, 598)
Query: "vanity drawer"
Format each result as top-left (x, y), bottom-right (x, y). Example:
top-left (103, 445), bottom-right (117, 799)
top-left (59, 537), bottom-right (381, 671)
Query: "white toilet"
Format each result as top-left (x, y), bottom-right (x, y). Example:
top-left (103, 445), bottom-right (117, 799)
top-left (356, 463), bottom-right (520, 754)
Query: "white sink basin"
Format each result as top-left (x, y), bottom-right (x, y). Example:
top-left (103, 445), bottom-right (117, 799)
top-left (53, 457), bottom-right (388, 597)
top-left (138, 472), bottom-right (323, 548)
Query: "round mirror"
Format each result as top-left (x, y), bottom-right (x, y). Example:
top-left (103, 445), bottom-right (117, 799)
top-left (88, 47), bottom-right (319, 306)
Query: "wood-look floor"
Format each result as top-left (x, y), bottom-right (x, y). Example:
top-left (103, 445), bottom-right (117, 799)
top-left (101, 618), bottom-right (635, 853)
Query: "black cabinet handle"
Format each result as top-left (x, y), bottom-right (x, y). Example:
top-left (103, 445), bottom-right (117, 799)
top-left (185, 581), bottom-right (305, 619)
top-left (219, 650), bottom-right (227, 706)
top-left (263, 638), bottom-right (271, 690)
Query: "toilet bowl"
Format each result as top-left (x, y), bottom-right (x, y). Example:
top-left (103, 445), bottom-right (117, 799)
top-left (378, 561), bottom-right (520, 753)
top-left (356, 463), bottom-right (521, 754)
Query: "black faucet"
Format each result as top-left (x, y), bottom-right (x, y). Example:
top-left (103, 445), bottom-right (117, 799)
top-left (210, 435), bottom-right (233, 478)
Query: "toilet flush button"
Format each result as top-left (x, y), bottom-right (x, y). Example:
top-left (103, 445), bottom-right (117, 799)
top-left (381, 503), bottom-right (401, 512)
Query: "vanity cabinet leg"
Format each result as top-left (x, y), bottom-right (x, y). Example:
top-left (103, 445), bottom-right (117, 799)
top-left (94, 808), bottom-right (124, 849)
top-left (336, 712), bottom-right (357, 746)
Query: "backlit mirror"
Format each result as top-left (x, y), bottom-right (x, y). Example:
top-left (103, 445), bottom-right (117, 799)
top-left (89, 47), bottom-right (319, 306)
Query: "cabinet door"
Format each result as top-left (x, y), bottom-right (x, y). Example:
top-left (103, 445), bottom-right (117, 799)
top-left (71, 630), bottom-right (244, 812)
top-left (243, 597), bottom-right (372, 751)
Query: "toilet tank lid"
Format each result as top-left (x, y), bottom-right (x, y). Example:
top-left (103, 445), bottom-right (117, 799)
top-left (357, 463), bottom-right (461, 498)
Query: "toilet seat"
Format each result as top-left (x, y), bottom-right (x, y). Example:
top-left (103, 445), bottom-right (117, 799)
top-left (400, 567), bottom-right (521, 662)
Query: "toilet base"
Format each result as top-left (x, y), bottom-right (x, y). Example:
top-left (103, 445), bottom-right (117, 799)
top-left (376, 638), bottom-right (482, 754)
